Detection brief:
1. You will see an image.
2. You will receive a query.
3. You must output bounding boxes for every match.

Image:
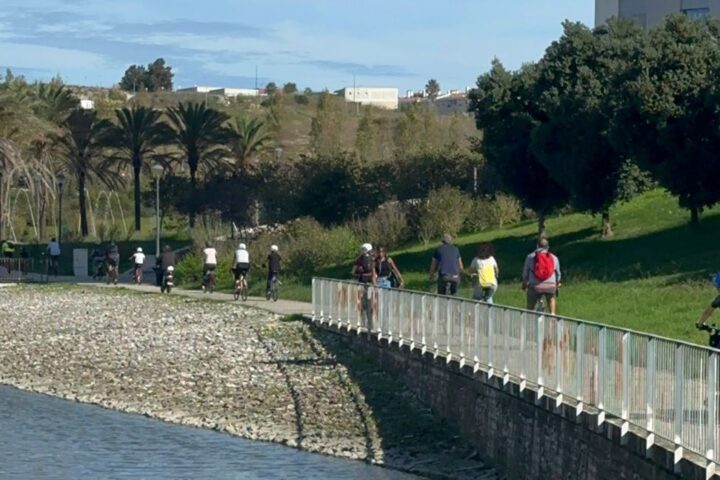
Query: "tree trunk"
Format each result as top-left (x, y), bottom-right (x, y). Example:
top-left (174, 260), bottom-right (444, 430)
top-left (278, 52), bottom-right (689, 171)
top-left (601, 210), bottom-right (613, 238)
top-left (189, 169), bottom-right (197, 228)
top-left (690, 205), bottom-right (700, 226)
top-left (133, 160), bottom-right (141, 231)
top-left (538, 214), bottom-right (546, 239)
top-left (79, 173), bottom-right (88, 237)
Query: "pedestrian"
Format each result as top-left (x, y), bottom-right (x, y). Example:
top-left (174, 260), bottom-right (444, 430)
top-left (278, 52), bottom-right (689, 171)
top-left (1, 239), bottom-right (14, 259)
top-left (428, 233), bottom-right (463, 296)
top-left (47, 237), bottom-right (61, 276)
top-left (696, 273), bottom-right (720, 328)
top-left (522, 237), bottom-right (561, 314)
top-left (266, 245), bottom-right (282, 297)
top-left (375, 245), bottom-right (404, 289)
top-left (469, 243), bottom-right (499, 304)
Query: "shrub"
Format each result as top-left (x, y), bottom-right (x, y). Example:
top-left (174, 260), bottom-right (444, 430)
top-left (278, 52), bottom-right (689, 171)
top-left (417, 186), bottom-right (472, 244)
top-left (283, 218), bottom-right (359, 276)
top-left (464, 194), bottom-right (523, 232)
top-left (356, 202), bottom-right (409, 251)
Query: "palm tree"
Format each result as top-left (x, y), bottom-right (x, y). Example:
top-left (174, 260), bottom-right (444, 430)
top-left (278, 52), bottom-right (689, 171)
top-left (229, 116), bottom-right (272, 175)
top-left (33, 82), bottom-right (78, 125)
top-left (53, 108), bottom-right (119, 237)
top-left (104, 106), bottom-right (170, 231)
top-left (166, 102), bottom-right (229, 225)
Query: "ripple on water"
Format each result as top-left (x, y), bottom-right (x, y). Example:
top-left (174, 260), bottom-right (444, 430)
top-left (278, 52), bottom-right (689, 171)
top-left (0, 385), bottom-right (419, 480)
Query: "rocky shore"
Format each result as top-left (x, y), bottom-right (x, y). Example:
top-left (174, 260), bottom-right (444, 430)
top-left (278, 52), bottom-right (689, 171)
top-left (0, 285), bottom-right (498, 479)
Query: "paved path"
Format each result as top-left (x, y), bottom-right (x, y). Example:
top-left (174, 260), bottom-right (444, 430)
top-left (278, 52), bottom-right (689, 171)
top-left (84, 282), bottom-right (313, 317)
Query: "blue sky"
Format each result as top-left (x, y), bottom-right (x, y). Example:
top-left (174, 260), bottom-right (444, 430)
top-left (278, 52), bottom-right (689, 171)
top-left (0, 0), bottom-right (594, 92)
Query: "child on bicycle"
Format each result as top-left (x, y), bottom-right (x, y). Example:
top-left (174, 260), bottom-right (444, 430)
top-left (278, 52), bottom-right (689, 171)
top-left (129, 247), bottom-right (145, 282)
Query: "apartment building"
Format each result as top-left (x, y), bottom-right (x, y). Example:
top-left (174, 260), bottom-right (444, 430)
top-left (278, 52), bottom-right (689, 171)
top-left (337, 87), bottom-right (399, 110)
top-left (596, 0), bottom-right (720, 28)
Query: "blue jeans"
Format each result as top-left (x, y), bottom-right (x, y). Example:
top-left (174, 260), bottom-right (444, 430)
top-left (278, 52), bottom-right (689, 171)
top-left (377, 277), bottom-right (392, 289)
top-left (473, 285), bottom-right (497, 304)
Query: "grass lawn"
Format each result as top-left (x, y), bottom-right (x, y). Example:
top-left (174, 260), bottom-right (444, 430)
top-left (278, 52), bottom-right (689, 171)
top-left (275, 189), bottom-right (720, 346)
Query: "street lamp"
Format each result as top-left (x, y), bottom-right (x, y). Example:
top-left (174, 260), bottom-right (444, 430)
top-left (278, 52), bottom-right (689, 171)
top-left (56, 173), bottom-right (66, 242)
top-left (151, 163), bottom-right (164, 258)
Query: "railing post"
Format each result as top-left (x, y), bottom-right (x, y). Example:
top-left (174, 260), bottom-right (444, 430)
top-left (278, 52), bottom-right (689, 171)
top-left (421, 295), bottom-right (428, 354)
top-left (598, 327), bottom-right (606, 425)
top-left (502, 308), bottom-right (510, 385)
top-left (621, 332), bottom-right (630, 440)
top-left (488, 305), bottom-right (495, 379)
top-left (446, 298), bottom-right (452, 361)
top-left (459, 301), bottom-right (466, 367)
top-left (576, 323), bottom-right (584, 415)
top-left (520, 311), bottom-right (527, 391)
top-left (319, 279), bottom-right (325, 323)
top-left (706, 352), bottom-right (717, 463)
top-left (398, 290), bottom-right (405, 347)
top-left (555, 317), bottom-right (564, 407)
top-left (536, 314), bottom-right (544, 399)
top-left (433, 296), bottom-right (439, 357)
top-left (410, 293), bottom-right (415, 350)
top-left (474, 303), bottom-right (481, 373)
top-left (673, 345), bottom-right (685, 469)
top-left (311, 278), bottom-right (317, 321)
top-left (646, 338), bottom-right (656, 453)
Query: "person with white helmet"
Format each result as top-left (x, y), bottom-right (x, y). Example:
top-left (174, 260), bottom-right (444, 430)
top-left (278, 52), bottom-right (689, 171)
top-left (233, 242), bottom-right (251, 290)
top-left (266, 245), bottom-right (282, 298)
top-left (352, 243), bottom-right (376, 286)
top-left (129, 247), bottom-right (146, 284)
top-left (201, 241), bottom-right (218, 292)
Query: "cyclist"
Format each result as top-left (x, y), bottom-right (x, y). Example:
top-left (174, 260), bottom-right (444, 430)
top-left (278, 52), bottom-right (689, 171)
top-left (352, 243), bottom-right (377, 286)
top-left (106, 242), bottom-right (120, 280)
top-left (158, 244), bottom-right (176, 271)
top-left (428, 233), bottom-right (463, 295)
top-left (522, 237), bottom-right (561, 315)
top-left (233, 243), bottom-right (250, 290)
top-left (266, 245), bottom-right (281, 297)
top-left (696, 273), bottom-right (720, 328)
top-left (375, 245), bottom-right (403, 289)
top-left (91, 242), bottom-right (105, 279)
top-left (47, 237), bottom-right (61, 276)
top-left (201, 241), bottom-right (217, 291)
top-left (129, 247), bottom-right (146, 283)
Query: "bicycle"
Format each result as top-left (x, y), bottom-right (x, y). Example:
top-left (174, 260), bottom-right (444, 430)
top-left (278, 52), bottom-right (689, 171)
top-left (234, 273), bottom-right (248, 301)
top-left (697, 323), bottom-right (720, 349)
top-left (132, 264), bottom-right (143, 284)
top-left (202, 267), bottom-right (216, 293)
top-left (267, 273), bottom-right (280, 302)
top-left (106, 261), bottom-right (119, 285)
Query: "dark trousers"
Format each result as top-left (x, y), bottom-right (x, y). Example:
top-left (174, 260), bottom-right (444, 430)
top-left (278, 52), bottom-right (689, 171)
top-left (437, 276), bottom-right (459, 296)
top-left (267, 271), bottom-right (279, 291)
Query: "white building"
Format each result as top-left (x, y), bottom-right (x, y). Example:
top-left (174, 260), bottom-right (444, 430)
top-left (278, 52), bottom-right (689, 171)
top-left (596, 0), bottom-right (719, 29)
top-left (209, 88), bottom-right (260, 98)
top-left (337, 87), bottom-right (399, 110)
top-left (175, 86), bottom-right (218, 94)
top-left (79, 99), bottom-right (95, 110)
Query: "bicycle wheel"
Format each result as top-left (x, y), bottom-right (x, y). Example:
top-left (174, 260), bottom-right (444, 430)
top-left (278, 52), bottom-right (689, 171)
top-left (241, 285), bottom-right (248, 301)
top-left (271, 282), bottom-right (279, 302)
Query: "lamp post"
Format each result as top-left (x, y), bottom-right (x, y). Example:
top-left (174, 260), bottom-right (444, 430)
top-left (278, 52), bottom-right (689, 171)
top-left (151, 163), bottom-right (164, 258)
top-left (56, 173), bottom-right (66, 243)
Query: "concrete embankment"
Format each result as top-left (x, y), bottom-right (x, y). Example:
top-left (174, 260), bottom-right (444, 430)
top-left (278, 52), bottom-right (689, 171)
top-left (0, 285), bottom-right (498, 480)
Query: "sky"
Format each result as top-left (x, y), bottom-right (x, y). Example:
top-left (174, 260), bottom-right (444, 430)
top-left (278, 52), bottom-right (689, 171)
top-left (0, 0), bottom-right (594, 93)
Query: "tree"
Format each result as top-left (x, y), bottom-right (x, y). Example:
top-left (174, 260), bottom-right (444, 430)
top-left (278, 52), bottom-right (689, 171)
top-left (52, 109), bottom-right (118, 237)
top-left (469, 60), bottom-right (568, 236)
top-left (425, 78), bottom-right (440, 101)
top-left (612, 15), bottom-right (720, 225)
top-left (119, 65), bottom-right (148, 93)
top-left (166, 102), bottom-right (230, 226)
top-left (303, 87), bottom-right (313, 96)
top-left (282, 82), bottom-right (298, 95)
top-left (33, 82), bottom-right (78, 125)
top-left (229, 116), bottom-right (272, 175)
top-left (531, 19), bottom-right (647, 237)
top-left (119, 58), bottom-right (173, 92)
top-left (146, 58), bottom-right (173, 92)
top-left (103, 106), bottom-right (171, 231)
top-left (265, 82), bottom-right (278, 96)
top-left (310, 92), bottom-right (345, 157)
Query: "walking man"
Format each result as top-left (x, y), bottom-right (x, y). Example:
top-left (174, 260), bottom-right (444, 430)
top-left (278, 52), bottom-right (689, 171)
top-left (429, 233), bottom-right (463, 295)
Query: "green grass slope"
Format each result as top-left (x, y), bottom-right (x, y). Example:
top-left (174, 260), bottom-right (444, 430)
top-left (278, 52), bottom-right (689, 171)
top-left (310, 190), bottom-right (720, 345)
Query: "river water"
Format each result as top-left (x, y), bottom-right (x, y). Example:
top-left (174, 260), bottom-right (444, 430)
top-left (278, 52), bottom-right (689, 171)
top-left (0, 385), bottom-right (419, 480)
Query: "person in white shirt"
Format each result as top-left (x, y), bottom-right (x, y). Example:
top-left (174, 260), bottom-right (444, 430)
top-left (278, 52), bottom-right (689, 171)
top-left (129, 247), bottom-right (146, 283)
top-left (468, 243), bottom-right (499, 304)
top-left (47, 237), bottom-right (61, 276)
top-left (233, 243), bottom-right (250, 284)
top-left (202, 242), bottom-right (218, 291)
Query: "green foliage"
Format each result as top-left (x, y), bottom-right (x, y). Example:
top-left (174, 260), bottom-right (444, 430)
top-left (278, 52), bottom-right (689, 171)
top-left (282, 82), bottom-right (298, 95)
top-left (265, 82), bottom-right (278, 95)
top-left (229, 116), bottom-right (272, 175)
top-left (119, 58), bottom-right (173, 92)
top-left (416, 186), bottom-right (473, 244)
top-left (393, 147), bottom-right (479, 200)
top-left (351, 202), bottom-right (409, 251)
top-left (283, 218), bottom-right (360, 277)
top-left (294, 94), bottom-right (310, 105)
top-left (425, 78), bottom-right (440, 100)
top-left (464, 194), bottom-right (522, 232)
top-left (310, 92), bottom-right (346, 157)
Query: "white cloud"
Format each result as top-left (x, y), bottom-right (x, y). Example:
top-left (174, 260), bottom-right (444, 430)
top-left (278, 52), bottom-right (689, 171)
top-left (0, 42), bottom-right (107, 70)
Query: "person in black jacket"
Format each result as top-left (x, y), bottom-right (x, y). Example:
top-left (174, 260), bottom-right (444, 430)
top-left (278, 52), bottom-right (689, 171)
top-left (266, 245), bottom-right (281, 295)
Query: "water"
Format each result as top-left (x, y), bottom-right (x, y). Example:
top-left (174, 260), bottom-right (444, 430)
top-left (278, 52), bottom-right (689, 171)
top-left (0, 385), bottom-right (419, 480)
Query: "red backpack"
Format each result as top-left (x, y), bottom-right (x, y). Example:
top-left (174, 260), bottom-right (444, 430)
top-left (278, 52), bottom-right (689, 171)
top-left (533, 251), bottom-right (555, 282)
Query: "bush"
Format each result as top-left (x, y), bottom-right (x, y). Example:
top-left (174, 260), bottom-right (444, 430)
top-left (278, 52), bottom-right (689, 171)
top-left (416, 186), bottom-right (472, 244)
top-left (464, 194), bottom-right (522, 232)
top-left (352, 202), bottom-right (409, 251)
top-left (284, 218), bottom-right (359, 276)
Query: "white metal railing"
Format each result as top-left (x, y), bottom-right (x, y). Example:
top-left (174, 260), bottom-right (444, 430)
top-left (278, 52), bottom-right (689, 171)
top-left (311, 277), bottom-right (720, 469)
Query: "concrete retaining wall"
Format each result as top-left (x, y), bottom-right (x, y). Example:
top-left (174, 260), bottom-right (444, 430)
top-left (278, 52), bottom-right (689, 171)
top-left (325, 325), bottom-right (715, 480)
